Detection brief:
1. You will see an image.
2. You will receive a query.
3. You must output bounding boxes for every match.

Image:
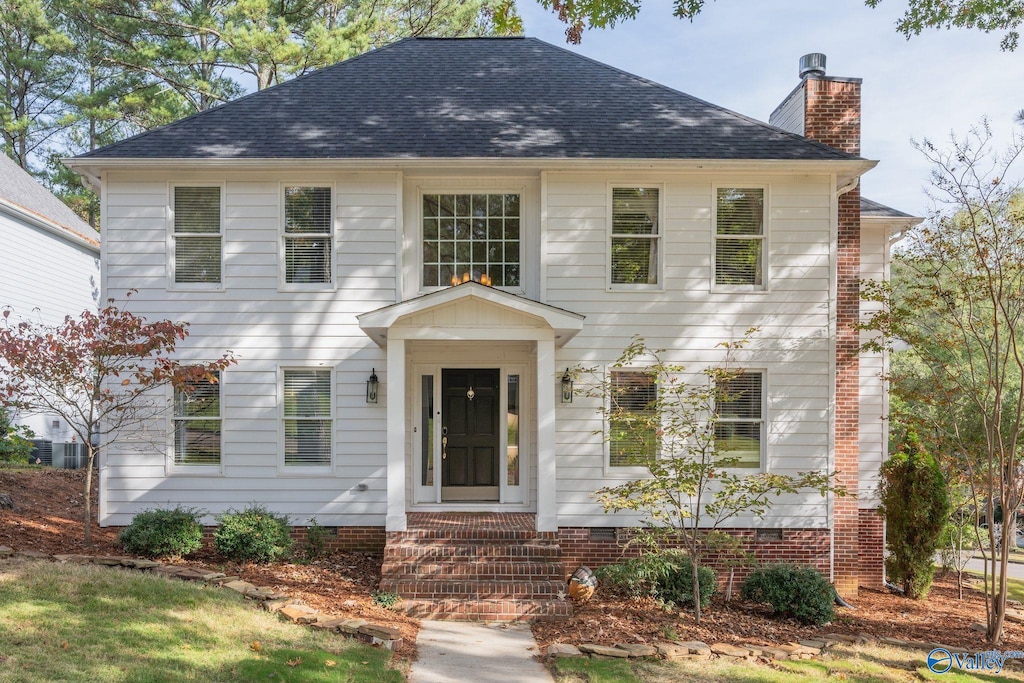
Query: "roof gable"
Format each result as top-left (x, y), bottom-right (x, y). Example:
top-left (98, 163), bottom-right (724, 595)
top-left (0, 154), bottom-right (99, 249)
top-left (81, 37), bottom-right (859, 163)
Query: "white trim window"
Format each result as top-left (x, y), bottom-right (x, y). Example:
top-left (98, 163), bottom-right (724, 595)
top-left (714, 187), bottom-right (766, 288)
top-left (714, 371), bottom-right (765, 468)
top-left (283, 186), bottom-right (333, 285)
top-left (610, 186), bottom-right (660, 287)
top-left (172, 186), bottom-right (222, 286)
top-left (282, 368), bottom-right (332, 468)
top-left (608, 369), bottom-right (658, 468)
top-left (173, 371), bottom-right (222, 466)
top-left (421, 193), bottom-right (521, 287)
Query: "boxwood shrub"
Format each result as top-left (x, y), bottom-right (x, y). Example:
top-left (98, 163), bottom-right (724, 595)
top-left (741, 563), bottom-right (835, 625)
top-left (214, 504), bottom-right (293, 563)
top-left (118, 507), bottom-right (204, 559)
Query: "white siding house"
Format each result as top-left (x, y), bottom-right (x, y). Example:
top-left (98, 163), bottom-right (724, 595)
top-left (68, 39), bottom-right (918, 604)
top-left (0, 154), bottom-right (100, 443)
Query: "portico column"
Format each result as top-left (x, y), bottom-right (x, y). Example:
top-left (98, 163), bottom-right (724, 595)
top-left (386, 338), bottom-right (407, 531)
top-left (536, 337), bottom-right (557, 532)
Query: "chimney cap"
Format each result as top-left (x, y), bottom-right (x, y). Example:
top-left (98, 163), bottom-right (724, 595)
top-left (799, 53), bottom-right (827, 79)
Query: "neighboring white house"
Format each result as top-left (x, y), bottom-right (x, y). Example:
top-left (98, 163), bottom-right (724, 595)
top-left (68, 39), bottom-right (919, 604)
top-left (0, 153), bottom-right (101, 445)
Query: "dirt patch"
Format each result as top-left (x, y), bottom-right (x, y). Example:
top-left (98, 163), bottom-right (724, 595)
top-left (3, 467), bottom-right (1022, 659)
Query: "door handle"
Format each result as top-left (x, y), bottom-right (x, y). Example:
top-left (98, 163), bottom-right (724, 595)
top-left (442, 426), bottom-right (448, 460)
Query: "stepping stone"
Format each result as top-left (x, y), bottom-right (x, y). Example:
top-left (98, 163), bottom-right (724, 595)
top-left (1005, 610), bottom-right (1024, 624)
top-left (579, 644), bottom-right (630, 658)
top-left (824, 633), bottom-right (858, 643)
top-left (131, 560), bottom-right (162, 569)
top-left (263, 598), bottom-right (292, 613)
top-left (655, 643), bottom-right (689, 659)
top-left (313, 617), bottom-right (347, 631)
top-left (280, 604), bottom-right (319, 624)
top-left (338, 619), bottom-right (367, 635)
top-left (17, 550), bottom-right (50, 559)
top-left (680, 641), bottom-right (712, 656)
top-left (223, 580), bottom-right (257, 594)
top-left (711, 643), bottom-right (752, 658)
top-left (614, 643), bottom-right (657, 657)
top-left (548, 644), bottom-right (582, 658)
top-left (760, 647), bottom-right (792, 660)
top-left (359, 624), bottom-right (401, 640)
top-left (199, 572), bottom-right (226, 581)
top-left (879, 637), bottom-right (908, 648)
top-left (799, 639), bottom-right (826, 651)
top-left (740, 643), bottom-right (765, 657)
top-left (0, 546), bottom-right (13, 556)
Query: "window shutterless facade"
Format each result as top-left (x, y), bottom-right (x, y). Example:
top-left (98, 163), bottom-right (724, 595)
top-left (714, 187), bottom-right (766, 288)
top-left (283, 186), bottom-right (332, 285)
top-left (172, 186), bottom-right (222, 286)
top-left (714, 371), bottom-right (765, 468)
top-left (610, 186), bottom-right (661, 287)
top-left (608, 369), bottom-right (658, 468)
top-left (282, 368), bottom-right (332, 468)
top-left (173, 371), bottom-right (221, 466)
top-left (421, 193), bottom-right (521, 287)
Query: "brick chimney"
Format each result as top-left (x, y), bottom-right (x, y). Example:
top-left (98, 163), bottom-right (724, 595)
top-left (771, 55), bottom-right (868, 599)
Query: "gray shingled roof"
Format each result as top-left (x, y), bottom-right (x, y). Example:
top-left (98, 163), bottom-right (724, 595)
top-left (80, 37), bottom-right (860, 162)
top-left (860, 196), bottom-right (917, 219)
top-left (0, 153), bottom-right (98, 247)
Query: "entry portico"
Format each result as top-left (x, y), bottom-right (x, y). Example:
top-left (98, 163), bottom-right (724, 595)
top-left (358, 281), bottom-right (584, 533)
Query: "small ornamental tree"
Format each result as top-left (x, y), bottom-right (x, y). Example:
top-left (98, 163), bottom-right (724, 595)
top-left (0, 292), bottom-right (235, 545)
top-left (585, 335), bottom-right (842, 624)
top-left (879, 434), bottom-right (950, 599)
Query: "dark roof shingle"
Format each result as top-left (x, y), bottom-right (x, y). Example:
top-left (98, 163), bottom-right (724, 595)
top-left (81, 37), bottom-right (860, 162)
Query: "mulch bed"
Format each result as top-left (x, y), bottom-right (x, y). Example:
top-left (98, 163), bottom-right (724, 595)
top-left (2, 466), bottom-right (1022, 662)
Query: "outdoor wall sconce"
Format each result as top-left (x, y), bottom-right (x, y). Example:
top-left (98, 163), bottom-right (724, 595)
top-left (561, 368), bottom-right (573, 403)
top-left (366, 368), bottom-right (379, 404)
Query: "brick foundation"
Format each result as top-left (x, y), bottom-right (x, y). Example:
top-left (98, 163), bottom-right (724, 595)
top-left (558, 527), bottom-right (831, 586)
top-left (195, 525), bottom-right (386, 553)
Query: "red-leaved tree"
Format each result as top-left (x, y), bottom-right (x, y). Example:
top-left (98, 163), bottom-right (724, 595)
top-left (0, 292), bottom-right (235, 545)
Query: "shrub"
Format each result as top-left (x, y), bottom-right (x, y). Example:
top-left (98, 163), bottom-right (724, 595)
top-left (741, 563), bottom-right (835, 625)
top-left (371, 591), bottom-right (401, 609)
top-left (302, 517), bottom-right (328, 560)
top-left (879, 435), bottom-right (949, 599)
top-left (596, 550), bottom-right (715, 608)
top-left (214, 504), bottom-right (293, 563)
top-left (118, 507), bottom-right (204, 558)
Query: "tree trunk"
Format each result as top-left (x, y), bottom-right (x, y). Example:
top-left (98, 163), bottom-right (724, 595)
top-left (691, 558), bottom-right (702, 624)
top-left (83, 446), bottom-right (94, 546)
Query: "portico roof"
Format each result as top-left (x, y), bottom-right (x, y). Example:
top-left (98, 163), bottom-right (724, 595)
top-left (357, 282), bottom-right (584, 348)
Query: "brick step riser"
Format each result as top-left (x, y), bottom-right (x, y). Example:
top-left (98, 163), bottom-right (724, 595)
top-left (399, 599), bottom-right (571, 622)
top-left (380, 580), bottom-right (565, 600)
top-left (381, 561), bottom-right (563, 577)
top-left (383, 545), bottom-right (561, 561)
top-left (387, 530), bottom-right (556, 542)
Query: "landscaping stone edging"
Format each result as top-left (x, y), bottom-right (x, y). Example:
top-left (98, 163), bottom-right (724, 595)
top-left (0, 546), bottom-right (404, 651)
top-left (548, 630), bottom-right (979, 664)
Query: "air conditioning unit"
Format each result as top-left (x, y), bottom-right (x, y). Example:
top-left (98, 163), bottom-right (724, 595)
top-left (30, 440), bottom-right (53, 466)
top-left (52, 442), bottom-right (87, 469)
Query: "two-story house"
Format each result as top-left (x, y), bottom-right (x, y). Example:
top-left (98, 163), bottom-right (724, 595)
top-left (1, 153), bottom-right (100, 457)
top-left (68, 38), bottom-right (918, 619)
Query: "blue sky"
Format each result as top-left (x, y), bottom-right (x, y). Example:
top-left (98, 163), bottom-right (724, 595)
top-left (517, 0), bottom-right (1024, 217)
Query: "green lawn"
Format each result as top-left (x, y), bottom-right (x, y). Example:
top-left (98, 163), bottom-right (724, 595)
top-left (0, 558), bottom-right (402, 683)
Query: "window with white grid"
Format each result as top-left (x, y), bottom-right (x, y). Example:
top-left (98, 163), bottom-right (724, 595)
top-left (173, 371), bottom-right (221, 466)
top-left (173, 186), bottom-right (222, 285)
top-left (715, 187), bottom-right (766, 287)
top-left (282, 369), bottom-right (332, 467)
top-left (610, 187), bottom-right (660, 286)
top-left (715, 371), bottom-right (764, 468)
top-left (284, 186), bottom-right (332, 284)
top-left (422, 193), bottom-right (520, 287)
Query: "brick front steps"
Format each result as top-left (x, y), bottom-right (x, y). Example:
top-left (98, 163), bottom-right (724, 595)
top-left (379, 513), bottom-right (571, 621)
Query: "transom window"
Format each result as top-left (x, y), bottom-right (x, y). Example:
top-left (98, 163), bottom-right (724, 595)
top-left (714, 371), bottom-right (764, 468)
top-left (608, 369), bottom-right (658, 468)
top-left (422, 193), bottom-right (520, 287)
top-left (284, 186), bottom-right (332, 284)
top-left (611, 187), bottom-right (660, 286)
top-left (283, 369), bottom-right (332, 467)
top-left (173, 186), bottom-right (221, 285)
top-left (715, 188), bottom-right (766, 287)
top-left (173, 371), bottom-right (221, 465)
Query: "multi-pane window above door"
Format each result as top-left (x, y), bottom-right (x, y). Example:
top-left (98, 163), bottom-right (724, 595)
top-left (422, 193), bottom-right (521, 288)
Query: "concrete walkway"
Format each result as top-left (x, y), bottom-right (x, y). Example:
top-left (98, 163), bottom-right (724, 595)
top-left (410, 621), bottom-right (554, 683)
